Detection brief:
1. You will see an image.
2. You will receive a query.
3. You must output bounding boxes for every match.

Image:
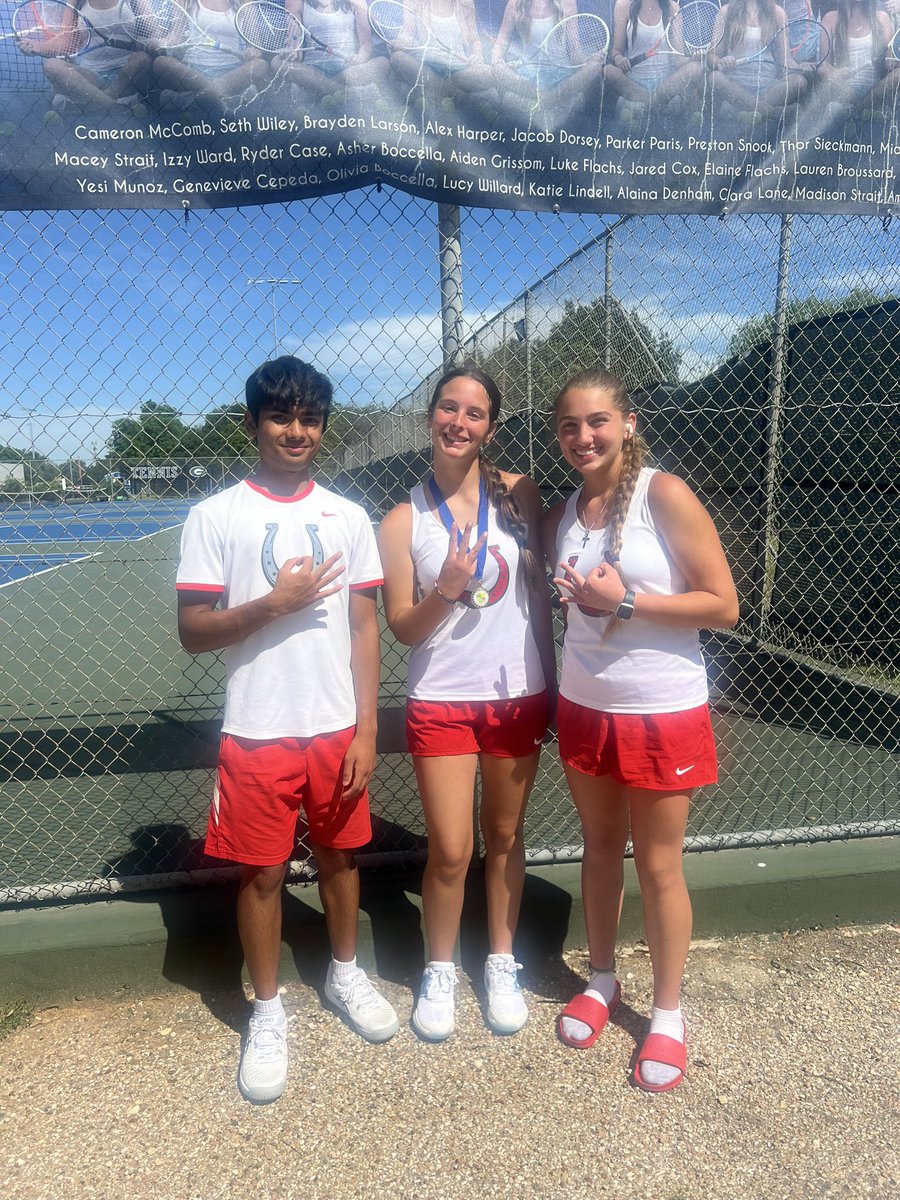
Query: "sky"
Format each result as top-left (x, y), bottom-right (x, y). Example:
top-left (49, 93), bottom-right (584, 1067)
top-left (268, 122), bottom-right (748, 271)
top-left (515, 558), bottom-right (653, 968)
top-left (0, 186), bottom-right (899, 465)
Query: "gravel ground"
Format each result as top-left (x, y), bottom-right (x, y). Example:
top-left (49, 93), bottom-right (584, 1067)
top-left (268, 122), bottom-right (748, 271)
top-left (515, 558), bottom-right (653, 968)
top-left (1, 923), bottom-right (898, 1200)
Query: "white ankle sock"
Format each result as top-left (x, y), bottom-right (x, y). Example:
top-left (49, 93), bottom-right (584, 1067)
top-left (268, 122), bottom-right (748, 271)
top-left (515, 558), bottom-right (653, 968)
top-left (253, 994), bottom-right (285, 1022)
top-left (331, 957), bottom-right (357, 981)
top-left (560, 965), bottom-right (617, 1044)
top-left (639, 1005), bottom-right (684, 1087)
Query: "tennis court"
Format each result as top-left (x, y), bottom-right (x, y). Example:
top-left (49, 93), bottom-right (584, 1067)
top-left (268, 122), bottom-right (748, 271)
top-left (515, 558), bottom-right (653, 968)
top-left (0, 487), bottom-right (897, 899)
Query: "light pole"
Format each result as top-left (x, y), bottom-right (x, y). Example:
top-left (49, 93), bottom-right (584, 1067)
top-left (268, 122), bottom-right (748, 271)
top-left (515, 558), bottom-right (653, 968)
top-left (247, 277), bottom-right (303, 356)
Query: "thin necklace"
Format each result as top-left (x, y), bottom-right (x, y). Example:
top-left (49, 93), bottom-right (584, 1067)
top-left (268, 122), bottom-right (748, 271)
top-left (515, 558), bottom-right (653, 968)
top-left (577, 491), bottom-right (612, 549)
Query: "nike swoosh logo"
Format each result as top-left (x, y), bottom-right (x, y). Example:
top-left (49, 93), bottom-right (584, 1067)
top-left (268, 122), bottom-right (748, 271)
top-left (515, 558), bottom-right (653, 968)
top-left (675, 765), bottom-right (694, 776)
top-left (321, 512), bottom-right (337, 517)
top-left (533, 737), bottom-right (544, 746)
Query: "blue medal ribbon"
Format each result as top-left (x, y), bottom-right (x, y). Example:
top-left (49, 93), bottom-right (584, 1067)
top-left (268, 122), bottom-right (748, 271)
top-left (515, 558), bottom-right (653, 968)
top-left (428, 476), bottom-right (488, 582)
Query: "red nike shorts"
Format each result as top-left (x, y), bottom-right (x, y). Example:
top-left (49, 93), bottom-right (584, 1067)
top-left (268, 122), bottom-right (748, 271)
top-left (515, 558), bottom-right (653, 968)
top-left (557, 697), bottom-right (718, 790)
top-left (406, 691), bottom-right (550, 758)
top-left (206, 727), bottom-right (372, 866)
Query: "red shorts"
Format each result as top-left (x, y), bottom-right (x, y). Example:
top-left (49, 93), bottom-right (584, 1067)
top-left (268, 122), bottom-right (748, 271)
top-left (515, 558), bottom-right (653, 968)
top-left (206, 728), bottom-right (372, 866)
top-left (557, 696), bottom-right (718, 790)
top-left (406, 691), bottom-right (550, 758)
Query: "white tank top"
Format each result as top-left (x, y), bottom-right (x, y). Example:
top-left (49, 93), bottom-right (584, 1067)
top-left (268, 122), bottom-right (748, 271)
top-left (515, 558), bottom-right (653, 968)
top-left (846, 31), bottom-right (876, 83)
top-left (183, 2), bottom-right (240, 69)
top-left (626, 15), bottom-right (671, 86)
top-left (80, 0), bottom-right (135, 71)
top-left (556, 468), bottom-right (709, 714)
top-left (426, 12), bottom-right (467, 65)
top-left (518, 13), bottom-right (555, 54)
top-left (406, 482), bottom-right (545, 702)
top-left (302, 4), bottom-right (358, 63)
top-left (627, 15), bottom-right (664, 57)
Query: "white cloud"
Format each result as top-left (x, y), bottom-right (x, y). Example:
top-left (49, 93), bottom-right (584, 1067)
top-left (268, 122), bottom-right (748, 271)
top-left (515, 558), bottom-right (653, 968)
top-left (280, 310), bottom-right (491, 407)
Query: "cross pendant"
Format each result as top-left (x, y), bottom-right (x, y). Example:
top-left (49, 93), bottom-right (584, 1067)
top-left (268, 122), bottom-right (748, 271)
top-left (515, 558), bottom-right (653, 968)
top-left (581, 530), bottom-right (590, 548)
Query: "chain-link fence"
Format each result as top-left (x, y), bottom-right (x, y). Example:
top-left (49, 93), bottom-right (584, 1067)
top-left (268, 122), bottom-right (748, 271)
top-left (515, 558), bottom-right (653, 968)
top-left (1, 194), bottom-right (898, 903)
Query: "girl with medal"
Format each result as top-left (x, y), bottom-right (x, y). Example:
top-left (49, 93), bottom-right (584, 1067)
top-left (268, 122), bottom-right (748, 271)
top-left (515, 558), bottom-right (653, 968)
top-left (378, 365), bottom-right (556, 1042)
top-left (543, 367), bottom-right (737, 1092)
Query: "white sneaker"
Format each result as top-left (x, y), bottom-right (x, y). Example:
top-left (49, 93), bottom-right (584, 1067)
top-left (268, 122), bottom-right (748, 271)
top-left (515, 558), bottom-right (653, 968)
top-left (325, 965), bottom-right (400, 1043)
top-left (484, 954), bottom-right (528, 1034)
top-left (238, 1015), bottom-right (288, 1104)
top-left (412, 963), bottom-right (457, 1042)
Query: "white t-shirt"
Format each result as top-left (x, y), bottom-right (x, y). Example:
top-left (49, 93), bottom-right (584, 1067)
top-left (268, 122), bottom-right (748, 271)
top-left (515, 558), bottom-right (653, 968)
top-left (556, 467), bottom-right (709, 714)
top-left (176, 478), bottom-right (383, 739)
top-left (406, 482), bottom-right (545, 702)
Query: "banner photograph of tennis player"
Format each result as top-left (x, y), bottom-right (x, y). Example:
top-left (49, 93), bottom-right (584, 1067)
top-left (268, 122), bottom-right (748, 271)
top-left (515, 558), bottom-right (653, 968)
top-left (2, 0), bottom-right (900, 213)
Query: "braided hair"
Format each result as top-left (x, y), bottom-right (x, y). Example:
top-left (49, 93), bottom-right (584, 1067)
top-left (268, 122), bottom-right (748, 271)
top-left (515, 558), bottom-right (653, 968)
top-left (428, 365), bottom-right (542, 590)
top-left (554, 366), bottom-right (648, 633)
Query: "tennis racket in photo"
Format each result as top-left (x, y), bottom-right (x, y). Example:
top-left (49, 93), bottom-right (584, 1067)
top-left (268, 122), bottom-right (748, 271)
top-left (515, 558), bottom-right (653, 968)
top-left (367, 0), bottom-right (467, 64)
top-left (236, 0), bottom-right (355, 58)
top-left (120, 0), bottom-right (238, 54)
top-left (628, 0), bottom-right (720, 66)
top-left (11, 0), bottom-right (134, 57)
top-left (733, 17), bottom-right (830, 68)
top-left (235, 2), bottom-right (307, 53)
top-left (520, 13), bottom-right (610, 69)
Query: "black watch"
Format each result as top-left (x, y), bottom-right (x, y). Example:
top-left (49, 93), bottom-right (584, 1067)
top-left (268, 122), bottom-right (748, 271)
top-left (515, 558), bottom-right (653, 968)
top-left (615, 588), bottom-right (636, 620)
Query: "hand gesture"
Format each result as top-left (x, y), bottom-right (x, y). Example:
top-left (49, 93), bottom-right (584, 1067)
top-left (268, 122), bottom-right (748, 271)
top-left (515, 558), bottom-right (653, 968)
top-left (268, 551), bottom-right (345, 616)
top-left (554, 558), bottom-right (626, 614)
top-left (435, 522), bottom-right (487, 602)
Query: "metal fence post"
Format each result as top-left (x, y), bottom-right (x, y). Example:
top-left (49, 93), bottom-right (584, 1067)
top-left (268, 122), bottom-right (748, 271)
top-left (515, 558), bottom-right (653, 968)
top-left (437, 203), bottom-right (464, 368)
top-left (604, 229), bottom-right (614, 369)
top-left (524, 287), bottom-right (534, 475)
top-left (751, 213), bottom-right (794, 644)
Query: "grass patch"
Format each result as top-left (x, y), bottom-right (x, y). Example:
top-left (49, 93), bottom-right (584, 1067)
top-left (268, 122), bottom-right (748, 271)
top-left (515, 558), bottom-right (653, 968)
top-left (0, 999), bottom-right (33, 1041)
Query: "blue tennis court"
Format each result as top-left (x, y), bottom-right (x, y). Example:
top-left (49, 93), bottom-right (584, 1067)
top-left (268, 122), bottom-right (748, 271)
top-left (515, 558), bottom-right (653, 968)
top-left (0, 499), bottom-right (192, 545)
top-left (0, 500), bottom-right (193, 584)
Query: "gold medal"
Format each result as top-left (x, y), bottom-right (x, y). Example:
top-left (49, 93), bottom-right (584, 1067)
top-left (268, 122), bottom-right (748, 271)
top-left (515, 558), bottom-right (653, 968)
top-left (471, 585), bottom-right (490, 608)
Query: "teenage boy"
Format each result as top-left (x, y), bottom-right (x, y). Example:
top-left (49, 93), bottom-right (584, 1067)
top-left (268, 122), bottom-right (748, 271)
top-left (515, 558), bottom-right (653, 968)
top-left (176, 356), bottom-right (399, 1104)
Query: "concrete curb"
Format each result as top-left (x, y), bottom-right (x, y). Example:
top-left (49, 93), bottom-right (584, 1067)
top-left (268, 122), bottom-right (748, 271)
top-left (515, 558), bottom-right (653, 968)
top-left (1, 837), bottom-right (897, 1007)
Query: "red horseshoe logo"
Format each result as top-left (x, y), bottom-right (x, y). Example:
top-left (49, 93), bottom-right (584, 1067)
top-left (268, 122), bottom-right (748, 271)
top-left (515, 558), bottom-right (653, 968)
top-left (460, 544), bottom-right (509, 609)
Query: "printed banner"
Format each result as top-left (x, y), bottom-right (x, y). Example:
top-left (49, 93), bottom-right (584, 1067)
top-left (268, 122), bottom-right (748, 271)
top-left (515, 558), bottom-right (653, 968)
top-left (1, 0), bottom-right (900, 214)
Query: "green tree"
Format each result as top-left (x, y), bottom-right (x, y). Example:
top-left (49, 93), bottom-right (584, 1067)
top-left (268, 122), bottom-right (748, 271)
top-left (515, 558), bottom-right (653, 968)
top-left (108, 402), bottom-right (200, 461)
top-left (0, 445), bottom-right (56, 487)
top-left (320, 402), bottom-right (383, 459)
top-left (727, 287), bottom-right (888, 359)
top-left (194, 402), bottom-right (253, 461)
top-left (479, 295), bottom-right (682, 412)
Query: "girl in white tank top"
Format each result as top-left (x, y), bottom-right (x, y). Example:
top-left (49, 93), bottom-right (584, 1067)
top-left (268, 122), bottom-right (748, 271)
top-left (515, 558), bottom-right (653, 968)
top-left (709, 0), bottom-right (808, 113)
top-left (150, 0), bottom-right (266, 105)
top-left (265, 0), bottom-right (388, 104)
top-left (543, 367), bottom-right (737, 1093)
top-left (18, 0), bottom-right (152, 110)
top-left (605, 0), bottom-right (703, 113)
top-left (821, 0), bottom-right (893, 110)
top-left (379, 366), bottom-right (555, 1043)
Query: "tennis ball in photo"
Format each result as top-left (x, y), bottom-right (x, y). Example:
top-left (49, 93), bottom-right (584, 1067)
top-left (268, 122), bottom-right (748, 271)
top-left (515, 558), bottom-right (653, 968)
top-left (0, 122), bottom-right (15, 137)
top-left (131, 102), bottom-right (148, 119)
top-left (43, 109), bottom-right (61, 126)
top-left (440, 97), bottom-right (456, 114)
top-left (321, 92), bottom-right (340, 109)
